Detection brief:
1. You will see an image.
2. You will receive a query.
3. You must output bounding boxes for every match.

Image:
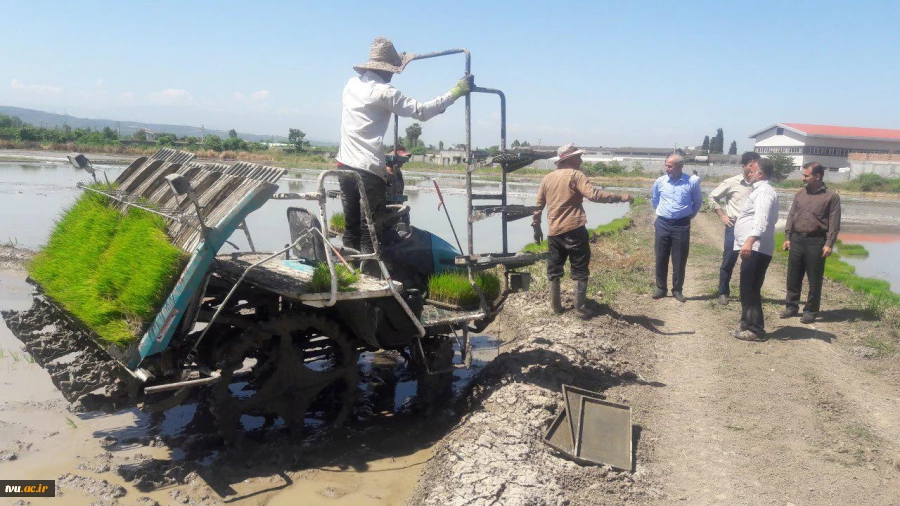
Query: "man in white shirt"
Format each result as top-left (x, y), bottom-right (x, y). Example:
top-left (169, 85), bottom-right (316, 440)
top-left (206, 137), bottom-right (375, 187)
top-left (732, 158), bottom-right (780, 341)
top-left (708, 151), bottom-right (759, 305)
top-left (336, 37), bottom-right (471, 258)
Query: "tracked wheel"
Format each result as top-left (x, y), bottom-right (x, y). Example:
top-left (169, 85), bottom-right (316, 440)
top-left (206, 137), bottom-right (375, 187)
top-left (209, 313), bottom-right (360, 443)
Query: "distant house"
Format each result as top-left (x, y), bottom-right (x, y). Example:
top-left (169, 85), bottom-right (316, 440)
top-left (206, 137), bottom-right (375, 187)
top-left (749, 123), bottom-right (900, 169)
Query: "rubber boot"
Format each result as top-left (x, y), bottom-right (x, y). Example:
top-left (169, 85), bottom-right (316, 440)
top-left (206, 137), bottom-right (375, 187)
top-left (550, 279), bottom-right (564, 314)
top-left (575, 280), bottom-right (597, 320)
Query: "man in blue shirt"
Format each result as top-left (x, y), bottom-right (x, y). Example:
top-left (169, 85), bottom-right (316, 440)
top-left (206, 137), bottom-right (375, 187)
top-left (651, 154), bottom-right (703, 302)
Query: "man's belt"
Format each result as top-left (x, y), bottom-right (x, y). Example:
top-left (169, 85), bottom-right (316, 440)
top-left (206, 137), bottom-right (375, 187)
top-left (792, 231), bottom-right (826, 238)
top-left (657, 216), bottom-right (691, 226)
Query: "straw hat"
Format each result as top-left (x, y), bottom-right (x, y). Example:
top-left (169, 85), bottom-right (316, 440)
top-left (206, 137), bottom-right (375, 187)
top-left (353, 37), bottom-right (415, 74)
top-left (555, 143), bottom-right (586, 165)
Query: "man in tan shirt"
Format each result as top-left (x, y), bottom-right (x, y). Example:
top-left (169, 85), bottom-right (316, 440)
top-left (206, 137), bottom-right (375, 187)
top-left (532, 144), bottom-right (632, 319)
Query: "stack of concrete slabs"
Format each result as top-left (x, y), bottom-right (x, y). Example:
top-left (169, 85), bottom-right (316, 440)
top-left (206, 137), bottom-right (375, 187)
top-left (543, 384), bottom-right (632, 470)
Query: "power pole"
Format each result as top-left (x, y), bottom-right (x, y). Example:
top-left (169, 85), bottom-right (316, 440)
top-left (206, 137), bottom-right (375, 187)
top-left (117, 121), bottom-right (121, 138)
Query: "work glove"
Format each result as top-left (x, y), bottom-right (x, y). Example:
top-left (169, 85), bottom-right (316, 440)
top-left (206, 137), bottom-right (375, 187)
top-left (532, 222), bottom-right (544, 245)
top-left (450, 74), bottom-right (474, 99)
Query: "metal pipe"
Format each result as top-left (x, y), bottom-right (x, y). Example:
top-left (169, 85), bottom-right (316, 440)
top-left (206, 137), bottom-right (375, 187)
top-left (472, 87), bottom-right (508, 253)
top-left (314, 169), bottom-right (383, 307)
top-left (144, 372), bottom-right (221, 394)
top-left (183, 233), bottom-right (310, 366)
top-left (393, 114), bottom-right (399, 155)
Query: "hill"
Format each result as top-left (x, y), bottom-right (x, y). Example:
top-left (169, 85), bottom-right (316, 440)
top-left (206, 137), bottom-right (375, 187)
top-left (0, 105), bottom-right (336, 146)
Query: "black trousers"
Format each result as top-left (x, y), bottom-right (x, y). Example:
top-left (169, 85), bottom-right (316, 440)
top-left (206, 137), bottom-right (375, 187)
top-left (785, 234), bottom-right (827, 313)
top-left (339, 168), bottom-right (387, 254)
top-left (718, 225), bottom-right (740, 297)
top-left (654, 217), bottom-right (691, 292)
top-left (740, 251), bottom-right (773, 336)
top-left (547, 226), bottom-right (591, 282)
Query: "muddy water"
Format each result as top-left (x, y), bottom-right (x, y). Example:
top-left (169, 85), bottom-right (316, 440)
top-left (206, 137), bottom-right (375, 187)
top-left (0, 162), bottom-right (627, 253)
top-left (0, 159), bottom-right (555, 503)
top-left (0, 266), bottom-right (501, 504)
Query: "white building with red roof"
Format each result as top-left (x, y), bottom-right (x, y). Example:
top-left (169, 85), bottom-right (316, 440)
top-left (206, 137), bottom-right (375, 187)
top-left (749, 123), bottom-right (900, 169)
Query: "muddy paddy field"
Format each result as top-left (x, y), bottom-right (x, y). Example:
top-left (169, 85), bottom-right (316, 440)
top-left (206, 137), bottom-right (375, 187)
top-left (2, 150), bottom-right (900, 505)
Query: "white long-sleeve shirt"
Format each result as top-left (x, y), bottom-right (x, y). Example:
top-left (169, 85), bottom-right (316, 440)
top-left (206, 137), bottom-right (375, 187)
top-left (336, 71), bottom-right (457, 181)
top-left (733, 180), bottom-right (780, 256)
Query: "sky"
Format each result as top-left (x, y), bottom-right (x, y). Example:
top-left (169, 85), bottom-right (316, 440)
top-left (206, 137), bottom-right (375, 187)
top-left (2, 0), bottom-right (899, 152)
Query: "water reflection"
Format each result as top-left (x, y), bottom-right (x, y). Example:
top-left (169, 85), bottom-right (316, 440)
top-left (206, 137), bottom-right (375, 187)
top-left (239, 175), bottom-right (629, 254)
top-left (3, 162), bottom-right (625, 254)
top-left (838, 232), bottom-right (900, 295)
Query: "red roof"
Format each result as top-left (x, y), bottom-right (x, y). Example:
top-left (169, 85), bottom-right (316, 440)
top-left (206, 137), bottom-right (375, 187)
top-left (782, 123), bottom-right (900, 141)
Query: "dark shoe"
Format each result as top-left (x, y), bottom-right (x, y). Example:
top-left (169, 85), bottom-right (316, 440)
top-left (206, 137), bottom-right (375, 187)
top-left (672, 291), bottom-right (686, 303)
top-left (718, 294), bottom-right (729, 305)
top-left (800, 312), bottom-right (817, 324)
top-left (550, 279), bottom-right (564, 314)
top-left (780, 308), bottom-right (799, 319)
top-left (575, 280), bottom-right (597, 320)
top-left (651, 289), bottom-right (667, 299)
top-left (733, 330), bottom-right (766, 342)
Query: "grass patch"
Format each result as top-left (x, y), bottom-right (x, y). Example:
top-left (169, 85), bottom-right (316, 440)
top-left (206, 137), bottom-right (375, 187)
top-left (835, 240), bottom-right (868, 258)
top-left (27, 191), bottom-right (187, 348)
top-left (845, 423), bottom-right (877, 442)
top-left (592, 217), bottom-right (633, 237)
top-left (775, 232), bottom-right (899, 319)
top-left (522, 240), bottom-right (548, 253)
top-left (863, 336), bottom-right (898, 357)
top-left (427, 271), bottom-right (502, 308)
top-left (522, 217), bottom-right (634, 254)
top-left (310, 263), bottom-right (359, 292)
top-left (329, 213), bottom-right (346, 234)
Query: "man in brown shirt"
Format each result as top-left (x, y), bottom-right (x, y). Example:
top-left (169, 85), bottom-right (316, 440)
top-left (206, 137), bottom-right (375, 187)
top-left (781, 162), bottom-right (842, 324)
top-left (532, 143), bottom-right (631, 319)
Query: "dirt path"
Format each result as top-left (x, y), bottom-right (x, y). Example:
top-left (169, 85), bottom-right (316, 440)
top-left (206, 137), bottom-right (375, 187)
top-left (619, 212), bottom-right (900, 505)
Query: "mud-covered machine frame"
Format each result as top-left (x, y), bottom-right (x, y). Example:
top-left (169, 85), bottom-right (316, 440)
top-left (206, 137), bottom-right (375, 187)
top-left (4, 48), bottom-right (551, 440)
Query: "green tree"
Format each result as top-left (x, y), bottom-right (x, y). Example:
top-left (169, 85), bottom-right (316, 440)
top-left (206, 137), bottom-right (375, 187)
top-left (438, 140), bottom-right (444, 151)
top-left (133, 130), bottom-right (148, 142)
top-left (102, 126), bottom-right (118, 141)
top-left (728, 140), bottom-right (737, 155)
top-left (711, 128), bottom-right (725, 154)
top-left (228, 129), bottom-right (238, 139)
top-left (521, 140), bottom-right (530, 147)
top-left (288, 128), bottom-right (308, 151)
top-left (512, 139), bottom-right (521, 148)
top-left (156, 133), bottom-right (178, 147)
top-left (203, 134), bottom-right (223, 152)
top-left (405, 123), bottom-right (422, 148)
top-left (702, 135), bottom-right (710, 152)
top-left (767, 153), bottom-right (796, 182)
top-left (223, 136), bottom-right (248, 151)
top-left (15, 126), bottom-right (40, 142)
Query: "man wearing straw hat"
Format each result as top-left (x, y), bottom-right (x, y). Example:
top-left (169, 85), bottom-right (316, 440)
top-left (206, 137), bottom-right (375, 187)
top-left (532, 144), bottom-right (632, 319)
top-left (336, 37), bottom-right (472, 263)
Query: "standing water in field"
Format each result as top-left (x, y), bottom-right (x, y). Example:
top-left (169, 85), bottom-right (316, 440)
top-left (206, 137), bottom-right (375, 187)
top-left (0, 162), bottom-right (629, 253)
